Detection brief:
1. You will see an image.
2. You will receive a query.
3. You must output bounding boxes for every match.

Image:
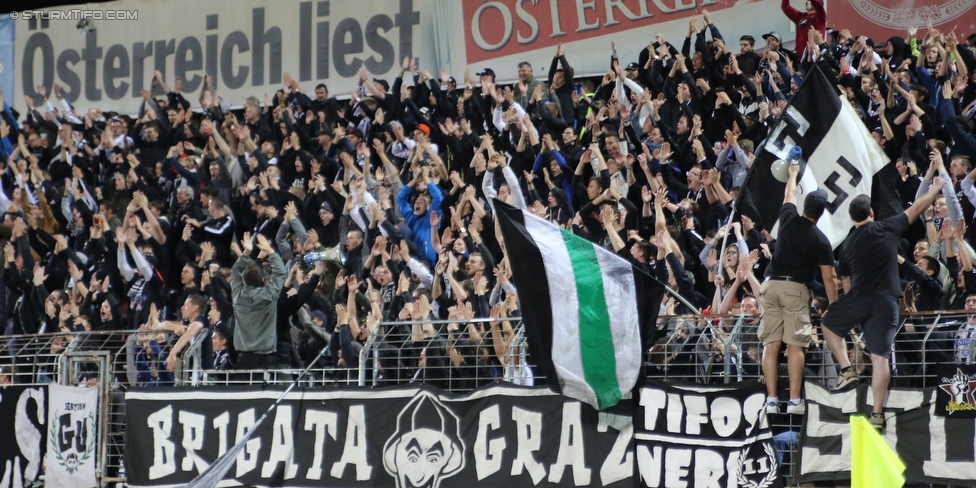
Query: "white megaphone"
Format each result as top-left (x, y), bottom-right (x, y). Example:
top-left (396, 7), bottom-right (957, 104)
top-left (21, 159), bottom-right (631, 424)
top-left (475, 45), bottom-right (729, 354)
top-left (770, 145), bottom-right (804, 183)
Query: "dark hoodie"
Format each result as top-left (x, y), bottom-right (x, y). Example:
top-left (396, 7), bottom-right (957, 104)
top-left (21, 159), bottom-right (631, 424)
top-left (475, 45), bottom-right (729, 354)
top-left (546, 187), bottom-right (573, 227)
top-left (886, 37), bottom-right (910, 72)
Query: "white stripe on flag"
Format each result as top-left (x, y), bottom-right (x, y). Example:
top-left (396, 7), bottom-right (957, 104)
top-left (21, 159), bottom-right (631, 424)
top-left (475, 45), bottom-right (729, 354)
top-left (793, 94), bottom-right (890, 248)
top-left (522, 214), bottom-right (598, 408)
top-left (593, 248), bottom-right (641, 397)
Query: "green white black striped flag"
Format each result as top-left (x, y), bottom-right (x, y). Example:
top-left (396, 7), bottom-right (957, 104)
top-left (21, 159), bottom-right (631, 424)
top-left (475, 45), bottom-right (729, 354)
top-left (495, 201), bottom-right (663, 410)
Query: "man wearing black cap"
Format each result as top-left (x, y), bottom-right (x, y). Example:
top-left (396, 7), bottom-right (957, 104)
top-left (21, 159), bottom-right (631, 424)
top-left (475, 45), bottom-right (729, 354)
top-left (357, 65), bottom-right (401, 115)
top-left (476, 68), bottom-right (496, 83)
top-left (624, 62), bottom-right (641, 79)
top-left (821, 179), bottom-right (944, 431)
top-left (758, 31), bottom-right (798, 72)
top-left (346, 127), bottom-right (364, 149)
top-left (758, 162), bottom-right (836, 415)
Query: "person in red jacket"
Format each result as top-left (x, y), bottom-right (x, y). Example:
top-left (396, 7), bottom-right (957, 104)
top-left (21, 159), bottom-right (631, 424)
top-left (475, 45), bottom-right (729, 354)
top-left (781, 0), bottom-right (826, 55)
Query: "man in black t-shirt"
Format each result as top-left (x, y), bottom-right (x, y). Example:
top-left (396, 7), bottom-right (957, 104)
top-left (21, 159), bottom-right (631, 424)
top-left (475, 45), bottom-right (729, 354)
top-left (163, 294), bottom-right (212, 375)
top-left (821, 179), bottom-right (943, 431)
top-left (758, 163), bottom-right (837, 415)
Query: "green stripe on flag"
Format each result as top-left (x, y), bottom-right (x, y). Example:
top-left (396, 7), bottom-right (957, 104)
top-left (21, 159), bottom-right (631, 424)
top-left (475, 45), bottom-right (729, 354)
top-left (559, 228), bottom-right (620, 409)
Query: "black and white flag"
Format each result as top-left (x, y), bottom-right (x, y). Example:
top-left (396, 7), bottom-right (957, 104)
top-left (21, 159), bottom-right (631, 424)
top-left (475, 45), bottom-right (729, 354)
top-left (738, 66), bottom-right (891, 248)
top-left (799, 380), bottom-right (976, 486)
top-left (0, 386), bottom-right (47, 487)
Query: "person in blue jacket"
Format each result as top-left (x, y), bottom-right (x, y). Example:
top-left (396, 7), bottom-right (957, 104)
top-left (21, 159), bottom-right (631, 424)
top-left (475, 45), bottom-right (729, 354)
top-left (396, 166), bottom-right (443, 265)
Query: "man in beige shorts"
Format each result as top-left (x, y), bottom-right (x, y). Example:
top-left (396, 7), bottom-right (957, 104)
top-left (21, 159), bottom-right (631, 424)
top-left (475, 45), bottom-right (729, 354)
top-left (757, 163), bottom-right (837, 415)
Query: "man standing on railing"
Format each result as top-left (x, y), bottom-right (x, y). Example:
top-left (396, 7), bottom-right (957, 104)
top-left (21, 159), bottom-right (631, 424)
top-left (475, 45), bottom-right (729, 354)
top-left (821, 179), bottom-right (944, 431)
top-left (758, 163), bottom-right (837, 416)
top-left (230, 234), bottom-right (287, 370)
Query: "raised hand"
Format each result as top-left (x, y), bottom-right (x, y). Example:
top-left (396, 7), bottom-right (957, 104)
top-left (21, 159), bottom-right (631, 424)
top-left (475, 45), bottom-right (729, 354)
top-left (724, 129), bottom-right (738, 147)
top-left (241, 232), bottom-right (254, 253)
top-left (731, 221), bottom-right (743, 238)
top-left (33, 263), bottom-right (48, 286)
top-left (931, 174), bottom-right (946, 192)
top-left (701, 168), bottom-right (714, 186)
top-left (335, 270), bottom-right (348, 290)
top-left (600, 205), bottom-right (617, 230)
top-left (654, 187), bottom-right (667, 207)
top-left (653, 142), bottom-right (672, 162)
top-left (939, 218), bottom-right (955, 241)
top-left (788, 160), bottom-right (800, 179)
top-left (114, 226), bottom-right (128, 245)
top-left (398, 242), bottom-right (411, 262)
top-left (257, 234), bottom-right (275, 255)
top-left (930, 149), bottom-right (945, 173)
top-left (956, 219), bottom-right (968, 240)
top-left (641, 185), bottom-right (653, 204)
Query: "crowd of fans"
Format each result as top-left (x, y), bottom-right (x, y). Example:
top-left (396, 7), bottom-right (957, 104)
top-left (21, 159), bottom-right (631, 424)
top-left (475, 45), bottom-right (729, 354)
top-left (1, 0), bottom-right (976, 389)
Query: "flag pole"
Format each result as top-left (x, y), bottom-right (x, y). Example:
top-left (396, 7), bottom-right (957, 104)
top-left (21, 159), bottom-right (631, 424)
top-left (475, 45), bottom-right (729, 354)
top-left (630, 255), bottom-right (701, 315)
top-left (717, 200), bottom-right (738, 284)
top-left (662, 283), bottom-right (702, 315)
top-left (184, 345), bottom-right (333, 488)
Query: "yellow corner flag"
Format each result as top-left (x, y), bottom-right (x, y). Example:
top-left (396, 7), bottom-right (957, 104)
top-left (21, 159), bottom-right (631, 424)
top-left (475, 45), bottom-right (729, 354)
top-left (851, 415), bottom-right (906, 488)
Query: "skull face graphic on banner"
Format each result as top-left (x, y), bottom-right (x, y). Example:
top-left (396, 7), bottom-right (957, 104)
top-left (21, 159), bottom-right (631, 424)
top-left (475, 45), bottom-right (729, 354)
top-left (383, 392), bottom-right (466, 488)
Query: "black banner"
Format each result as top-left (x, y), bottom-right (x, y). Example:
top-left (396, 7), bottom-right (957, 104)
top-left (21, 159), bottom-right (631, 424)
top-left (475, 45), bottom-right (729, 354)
top-left (935, 364), bottom-right (976, 418)
top-left (0, 386), bottom-right (47, 487)
top-left (124, 384), bottom-right (634, 487)
top-left (798, 380), bottom-right (976, 485)
top-left (634, 380), bottom-right (782, 488)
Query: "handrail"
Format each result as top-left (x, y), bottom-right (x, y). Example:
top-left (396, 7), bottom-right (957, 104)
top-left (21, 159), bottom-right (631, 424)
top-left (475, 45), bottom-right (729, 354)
top-left (1, 313), bottom-right (973, 487)
top-left (2, 310), bottom-right (971, 387)
top-left (356, 317), bottom-right (526, 391)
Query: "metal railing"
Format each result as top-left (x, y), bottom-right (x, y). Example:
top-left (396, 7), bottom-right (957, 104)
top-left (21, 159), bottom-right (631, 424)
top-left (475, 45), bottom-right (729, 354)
top-left (644, 311), bottom-right (971, 386)
top-left (0, 311), bottom-right (971, 486)
top-left (645, 310), bottom-right (976, 483)
top-left (357, 317), bottom-right (525, 392)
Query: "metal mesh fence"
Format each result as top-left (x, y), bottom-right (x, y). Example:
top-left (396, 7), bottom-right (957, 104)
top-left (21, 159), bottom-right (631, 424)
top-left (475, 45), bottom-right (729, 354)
top-left (0, 311), bottom-right (970, 486)
top-left (356, 317), bottom-right (528, 392)
top-left (644, 310), bottom-right (975, 484)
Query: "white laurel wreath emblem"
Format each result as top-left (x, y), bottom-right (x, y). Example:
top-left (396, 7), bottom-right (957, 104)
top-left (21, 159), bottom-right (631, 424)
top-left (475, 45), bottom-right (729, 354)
top-left (49, 411), bottom-right (96, 474)
top-left (735, 441), bottom-right (778, 488)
